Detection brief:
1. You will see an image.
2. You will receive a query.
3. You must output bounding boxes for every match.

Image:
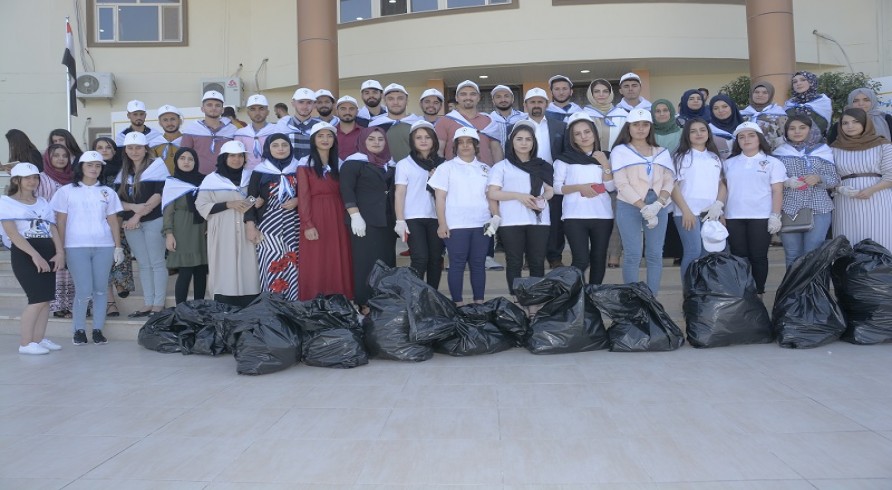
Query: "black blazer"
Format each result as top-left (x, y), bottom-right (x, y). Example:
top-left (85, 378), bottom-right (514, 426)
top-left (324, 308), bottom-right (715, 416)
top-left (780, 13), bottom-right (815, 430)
top-left (339, 159), bottom-right (396, 228)
top-left (507, 118), bottom-right (566, 163)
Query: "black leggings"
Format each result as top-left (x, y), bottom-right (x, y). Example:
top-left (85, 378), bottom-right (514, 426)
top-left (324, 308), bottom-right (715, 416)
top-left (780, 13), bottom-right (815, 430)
top-left (546, 195), bottom-right (565, 262)
top-left (406, 218), bottom-right (444, 289)
top-left (726, 218), bottom-right (770, 294)
top-left (563, 218), bottom-right (613, 285)
top-left (175, 264), bottom-right (208, 304)
top-left (498, 225), bottom-right (549, 295)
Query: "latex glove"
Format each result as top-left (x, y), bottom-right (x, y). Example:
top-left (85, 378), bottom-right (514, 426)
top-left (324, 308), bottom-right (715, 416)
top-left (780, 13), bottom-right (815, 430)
top-left (113, 247), bottom-right (125, 266)
top-left (640, 202), bottom-right (662, 221)
top-left (835, 186), bottom-right (858, 197)
top-left (702, 200), bottom-right (724, 221)
top-left (767, 213), bottom-right (782, 234)
top-left (394, 220), bottom-right (409, 242)
top-left (350, 213), bottom-right (367, 237)
top-left (784, 177), bottom-right (808, 190)
top-left (645, 215), bottom-right (659, 229)
top-left (483, 215), bottom-right (502, 237)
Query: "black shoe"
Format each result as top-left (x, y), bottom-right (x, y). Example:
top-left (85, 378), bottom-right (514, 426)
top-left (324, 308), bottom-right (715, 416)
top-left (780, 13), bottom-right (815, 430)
top-left (118, 290), bottom-right (130, 298)
top-left (73, 330), bottom-right (88, 345)
top-left (128, 310), bottom-right (151, 318)
top-left (92, 329), bottom-right (108, 344)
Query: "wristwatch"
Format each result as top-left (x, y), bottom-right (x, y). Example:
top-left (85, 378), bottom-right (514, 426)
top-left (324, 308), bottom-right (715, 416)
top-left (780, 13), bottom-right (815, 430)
top-left (602, 168), bottom-right (613, 175)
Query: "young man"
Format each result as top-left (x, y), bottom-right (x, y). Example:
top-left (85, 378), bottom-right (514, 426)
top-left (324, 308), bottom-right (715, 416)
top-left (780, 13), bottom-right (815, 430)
top-left (314, 89), bottom-right (339, 125)
top-left (369, 83), bottom-right (422, 161)
top-left (274, 103), bottom-right (289, 120)
top-left (276, 87), bottom-right (321, 160)
top-left (180, 91), bottom-right (237, 174)
top-left (234, 94), bottom-right (278, 172)
top-left (419, 88), bottom-right (444, 124)
top-left (151, 104), bottom-right (183, 173)
top-left (616, 72), bottom-right (652, 111)
top-left (488, 85), bottom-right (526, 149)
top-left (356, 79), bottom-right (387, 127)
top-left (545, 75), bottom-right (582, 124)
top-left (115, 100), bottom-right (162, 146)
top-left (335, 95), bottom-right (362, 160)
top-left (223, 106), bottom-right (247, 128)
top-left (434, 80), bottom-right (502, 165)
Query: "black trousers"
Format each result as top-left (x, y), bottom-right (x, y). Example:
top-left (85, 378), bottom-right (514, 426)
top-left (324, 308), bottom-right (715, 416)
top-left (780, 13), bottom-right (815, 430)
top-left (351, 225), bottom-right (396, 306)
top-left (563, 218), bottom-right (614, 285)
top-left (214, 293), bottom-right (258, 309)
top-left (498, 225), bottom-right (549, 295)
top-left (726, 218), bottom-right (770, 294)
top-left (546, 194), bottom-right (565, 262)
top-left (175, 264), bottom-right (208, 304)
top-left (406, 218), bottom-right (444, 289)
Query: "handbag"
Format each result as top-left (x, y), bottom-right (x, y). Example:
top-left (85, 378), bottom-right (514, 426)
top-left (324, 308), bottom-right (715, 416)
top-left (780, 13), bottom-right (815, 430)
top-left (780, 207), bottom-right (814, 233)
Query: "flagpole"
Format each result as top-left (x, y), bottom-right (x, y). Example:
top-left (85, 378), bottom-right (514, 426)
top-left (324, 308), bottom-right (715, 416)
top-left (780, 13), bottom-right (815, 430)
top-left (65, 17), bottom-right (72, 132)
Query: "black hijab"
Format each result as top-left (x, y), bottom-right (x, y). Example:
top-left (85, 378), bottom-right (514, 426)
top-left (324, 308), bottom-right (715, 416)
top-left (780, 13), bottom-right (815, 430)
top-left (92, 137), bottom-right (122, 185)
top-left (215, 151), bottom-right (245, 186)
top-left (173, 147), bottom-right (205, 224)
top-left (505, 125), bottom-right (554, 196)
top-left (261, 133), bottom-right (294, 170)
top-left (558, 120), bottom-right (609, 166)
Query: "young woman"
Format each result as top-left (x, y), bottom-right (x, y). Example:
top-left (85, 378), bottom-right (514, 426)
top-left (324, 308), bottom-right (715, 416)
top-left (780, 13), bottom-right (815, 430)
top-left (723, 122), bottom-right (786, 296)
top-left (93, 137), bottom-right (124, 187)
top-left (45, 129), bottom-right (83, 165)
top-left (741, 82), bottom-right (788, 150)
top-left (4, 129), bottom-right (43, 172)
top-left (195, 141), bottom-right (261, 308)
top-left (37, 144), bottom-right (75, 318)
top-left (583, 79), bottom-right (628, 151)
top-left (670, 118), bottom-right (726, 280)
top-left (340, 127), bottom-right (397, 313)
top-left (0, 163), bottom-right (64, 354)
top-left (652, 99), bottom-right (683, 153)
top-left (708, 94), bottom-right (744, 160)
top-left (831, 108), bottom-right (892, 250)
top-left (828, 88), bottom-right (892, 145)
top-left (675, 89), bottom-right (711, 128)
top-left (773, 115), bottom-right (838, 267)
top-left (297, 122), bottom-right (353, 301)
top-left (50, 151), bottom-right (124, 345)
top-left (394, 120), bottom-right (445, 289)
top-left (116, 132), bottom-right (170, 317)
top-left (92, 137), bottom-right (132, 315)
top-left (611, 108), bottom-right (676, 294)
top-left (488, 121), bottom-right (554, 295)
top-left (429, 127), bottom-right (498, 305)
top-left (161, 148), bottom-right (208, 304)
top-left (784, 71), bottom-right (832, 137)
top-left (245, 133), bottom-right (300, 301)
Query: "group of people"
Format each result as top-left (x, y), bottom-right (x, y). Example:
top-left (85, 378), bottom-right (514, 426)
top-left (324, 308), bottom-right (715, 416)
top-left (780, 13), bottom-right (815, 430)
top-left (3, 70), bottom-right (891, 354)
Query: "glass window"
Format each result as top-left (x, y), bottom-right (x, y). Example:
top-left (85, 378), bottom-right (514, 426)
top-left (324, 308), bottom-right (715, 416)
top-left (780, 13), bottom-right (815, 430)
top-left (381, 0), bottom-right (408, 16)
top-left (340, 0), bottom-right (511, 23)
top-left (340, 0), bottom-right (372, 22)
top-left (89, 0), bottom-right (185, 45)
top-left (97, 7), bottom-right (115, 41)
top-left (410, 0), bottom-right (438, 11)
top-left (118, 6), bottom-right (158, 42)
top-left (447, 0), bottom-right (485, 7)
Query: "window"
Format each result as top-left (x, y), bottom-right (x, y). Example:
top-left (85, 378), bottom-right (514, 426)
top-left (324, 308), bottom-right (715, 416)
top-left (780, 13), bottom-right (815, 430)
top-left (89, 0), bottom-right (187, 46)
top-left (339, 0), bottom-right (512, 23)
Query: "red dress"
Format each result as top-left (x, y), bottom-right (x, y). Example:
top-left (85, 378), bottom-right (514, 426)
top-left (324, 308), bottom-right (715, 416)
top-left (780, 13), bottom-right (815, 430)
top-left (297, 166), bottom-right (355, 300)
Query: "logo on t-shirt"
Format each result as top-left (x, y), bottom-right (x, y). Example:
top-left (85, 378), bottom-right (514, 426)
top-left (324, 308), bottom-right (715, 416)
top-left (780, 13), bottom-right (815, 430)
top-left (23, 219), bottom-right (51, 240)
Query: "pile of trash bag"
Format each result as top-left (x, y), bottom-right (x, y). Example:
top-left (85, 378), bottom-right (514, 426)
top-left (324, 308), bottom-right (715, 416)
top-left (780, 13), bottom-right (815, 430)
top-left (138, 300), bottom-right (241, 355)
top-left (683, 253), bottom-right (773, 348)
top-left (299, 295), bottom-right (369, 368)
top-left (434, 298), bottom-right (529, 356)
top-left (587, 282), bottom-right (684, 352)
top-left (227, 294), bottom-right (305, 375)
top-left (831, 239), bottom-right (892, 345)
top-left (772, 236), bottom-right (852, 349)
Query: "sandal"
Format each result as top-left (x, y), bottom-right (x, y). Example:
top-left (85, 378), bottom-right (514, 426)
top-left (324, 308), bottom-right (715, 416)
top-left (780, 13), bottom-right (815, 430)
top-left (106, 301), bottom-right (120, 317)
top-left (53, 310), bottom-right (72, 319)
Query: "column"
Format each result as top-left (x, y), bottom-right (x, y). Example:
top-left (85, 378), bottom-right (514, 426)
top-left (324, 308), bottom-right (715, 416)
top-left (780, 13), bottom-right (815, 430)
top-left (746, 0), bottom-right (795, 104)
top-left (297, 0), bottom-right (338, 93)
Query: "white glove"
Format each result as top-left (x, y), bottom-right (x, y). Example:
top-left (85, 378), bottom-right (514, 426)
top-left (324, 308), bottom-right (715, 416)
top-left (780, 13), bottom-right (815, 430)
top-left (783, 177), bottom-right (806, 189)
top-left (350, 213), bottom-right (367, 237)
top-left (394, 220), bottom-right (409, 242)
top-left (113, 247), bottom-right (125, 266)
top-left (645, 216), bottom-right (659, 229)
top-left (835, 186), bottom-right (858, 197)
top-left (483, 215), bottom-right (501, 237)
top-left (702, 200), bottom-right (724, 221)
top-left (640, 202), bottom-right (662, 221)
top-left (767, 213), bottom-right (782, 234)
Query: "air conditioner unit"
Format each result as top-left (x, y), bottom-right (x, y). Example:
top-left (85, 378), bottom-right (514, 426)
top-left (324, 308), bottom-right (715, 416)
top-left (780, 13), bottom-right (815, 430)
top-left (76, 72), bottom-right (116, 98)
top-left (201, 77), bottom-right (243, 108)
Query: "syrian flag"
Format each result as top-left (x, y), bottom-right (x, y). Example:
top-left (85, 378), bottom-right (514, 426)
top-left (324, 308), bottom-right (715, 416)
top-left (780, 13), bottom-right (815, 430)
top-left (62, 19), bottom-right (78, 116)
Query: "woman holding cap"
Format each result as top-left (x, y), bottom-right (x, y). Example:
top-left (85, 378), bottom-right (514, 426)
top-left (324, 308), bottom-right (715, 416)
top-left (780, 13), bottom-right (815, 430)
top-left (429, 127), bottom-right (498, 305)
top-left (297, 122), bottom-right (354, 301)
top-left (723, 122), bottom-right (786, 295)
top-left (1, 163), bottom-right (64, 354)
top-left (553, 113), bottom-right (613, 285)
top-left (116, 132), bottom-right (170, 317)
top-left (195, 141), bottom-right (261, 307)
top-left (708, 95), bottom-right (744, 160)
top-left (741, 82), bottom-right (787, 150)
top-left (394, 120), bottom-right (446, 289)
top-left (245, 133), bottom-right (301, 301)
top-left (37, 143), bottom-right (75, 318)
top-left (675, 89), bottom-right (711, 128)
top-left (611, 108), bottom-right (676, 294)
top-left (50, 152), bottom-right (124, 345)
top-left (92, 136), bottom-right (133, 313)
top-left (784, 71), bottom-right (832, 138)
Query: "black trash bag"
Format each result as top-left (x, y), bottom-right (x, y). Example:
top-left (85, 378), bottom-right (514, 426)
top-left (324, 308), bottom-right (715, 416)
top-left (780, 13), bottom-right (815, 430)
top-left (299, 295), bottom-right (369, 368)
top-left (683, 253), bottom-right (773, 348)
top-left (486, 296), bottom-right (531, 346)
top-left (364, 262), bottom-right (434, 361)
top-left (227, 293), bottom-right (303, 375)
top-left (515, 267), bottom-right (609, 354)
top-left (773, 236), bottom-right (852, 349)
top-left (831, 239), bottom-right (892, 345)
top-left (174, 300), bottom-right (242, 355)
top-left (587, 282), bottom-right (685, 352)
top-left (137, 308), bottom-right (181, 353)
top-left (434, 302), bottom-right (516, 356)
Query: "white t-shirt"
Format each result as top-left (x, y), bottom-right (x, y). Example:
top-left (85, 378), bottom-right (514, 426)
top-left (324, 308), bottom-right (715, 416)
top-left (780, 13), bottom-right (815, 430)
top-left (673, 149), bottom-right (723, 215)
top-left (723, 152), bottom-right (786, 219)
top-left (487, 160), bottom-right (551, 227)
top-left (427, 157), bottom-right (491, 229)
top-left (395, 156), bottom-right (437, 220)
top-left (553, 159), bottom-right (615, 220)
top-left (51, 183), bottom-right (124, 248)
top-left (0, 196), bottom-right (55, 248)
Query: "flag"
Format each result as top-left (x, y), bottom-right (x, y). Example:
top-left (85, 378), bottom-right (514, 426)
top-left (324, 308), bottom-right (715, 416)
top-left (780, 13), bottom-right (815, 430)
top-left (62, 19), bottom-right (78, 116)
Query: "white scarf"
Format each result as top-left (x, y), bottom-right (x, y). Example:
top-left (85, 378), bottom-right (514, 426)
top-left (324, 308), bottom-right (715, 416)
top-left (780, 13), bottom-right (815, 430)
top-left (113, 158), bottom-right (170, 185)
top-left (252, 158), bottom-right (299, 202)
top-left (161, 177), bottom-right (198, 210)
top-left (741, 103), bottom-right (787, 119)
top-left (617, 97), bottom-right (652, 111)
top-left (784, 94), bottom-right (833, 124)
top-left (235, 122), bottom-right (279, 159)
top-left (369, 113), bottom-right (422, 128)
top-left (583, 105), bottom-right (628, 127)
top-left (444, 110), bottom-right (501, 141)
top-left (708, 123), bottom-right (734, 141)
top-left (610, 144), bottom-right (675, 175)
top-left (198, 170), bottom-right (250, 193)
top-left (0, 196), bottom-right (55, 248)
top-left (358, 105), bottom-right (387, 121)
top-left (773, 143), bottom-right (834, 164)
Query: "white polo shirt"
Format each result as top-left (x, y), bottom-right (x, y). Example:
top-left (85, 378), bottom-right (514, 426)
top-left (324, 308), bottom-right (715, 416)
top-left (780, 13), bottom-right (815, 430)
top-left (427, 157), bottom-right (491, 230)
top-left (723, 152), bottom-right (786, 219)
top-left (673, 149), bottom-right (723, 215)
top-left (487, 159), bottom-right (550, 227)
top-left (553, 159), bottom-right (615, 220)
top-left (395, 156), bottom-right (437, 220)
top-left (51, 182), bottom-right (123, 248)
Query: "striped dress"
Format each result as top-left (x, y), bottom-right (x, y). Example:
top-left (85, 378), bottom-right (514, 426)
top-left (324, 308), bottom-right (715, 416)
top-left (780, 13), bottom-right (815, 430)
top-left (255, 175), bottom-right (300, 301)
top-left (832, 144), bottom-right (892, 250)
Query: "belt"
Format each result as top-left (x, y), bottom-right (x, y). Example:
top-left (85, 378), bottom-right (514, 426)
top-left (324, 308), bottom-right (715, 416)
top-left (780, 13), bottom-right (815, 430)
top-left (841, 173), bottom-right (882, 180)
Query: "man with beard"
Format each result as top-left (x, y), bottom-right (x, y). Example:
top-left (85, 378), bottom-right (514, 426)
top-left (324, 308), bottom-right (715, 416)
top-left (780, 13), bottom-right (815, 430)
top-left (434, 80), bottom-right (501, 165)
top-left (274, 103), bottom-right (289, 120)
top-left (234, 94), bottom-right (278, 171)
top-left (488, 85), bottom-right (526, 150)
top-left (151, 104), bottom-right (183, 173)
top-left (356, 79), bottom-right (387, 127)
top-left (314, 89), bottom-right (339, 125)
top-left (115, 100), bottom-right (162, 146)
top-left (545, 75), bottom-right (582, 124)
top-left (276, 87), bottom-right (321, 159)
top-left (616, 72), bottom-right (652, 111)
top-left (335, 95), bottom-right (362, 160)
top-left (369, 83), bottom-right (422, 161)
top-left (419, 88), bottom-right (444, 124)
top-left (180, 91), bottom-right (237, 174)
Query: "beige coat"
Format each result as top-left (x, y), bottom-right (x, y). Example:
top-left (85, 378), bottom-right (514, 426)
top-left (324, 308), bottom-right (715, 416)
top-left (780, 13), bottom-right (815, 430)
top-left (195, 185), bottom-right (260, 297)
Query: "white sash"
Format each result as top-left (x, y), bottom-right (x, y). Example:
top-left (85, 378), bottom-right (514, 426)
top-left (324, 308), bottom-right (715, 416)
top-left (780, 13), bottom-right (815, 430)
top-left (708, 123), bottom-right (734, 141)
top-left (369, 113), bottom-right (422, 128)
top-left (784, 95), bottom-right (833, 124)
top-left (252, 158), bottom-right (299, 202)
top-left (773, 143), bottom-right (834, 164)
top-left (583, 106), bottom-right (628, 127)
top-left (198, 170), bottom-right (250, 194)
top-left (113, 158), bottom-right (170, 185)
top-left (444, 110), bottom-right (501, 141)
top-left (160, 177), bottom-right (199, 210)
top-left (741, 103), bottom-right (787, 119)
top-left (610, 144), bottom-right (675, 176)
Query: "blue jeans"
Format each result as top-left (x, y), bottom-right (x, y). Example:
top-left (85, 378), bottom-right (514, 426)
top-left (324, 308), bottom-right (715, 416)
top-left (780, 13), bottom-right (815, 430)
top-left (125, 217), bottom-right (168, 307)
top-left (444, 227), bottom-right (489, 302)
top-left (673, 215), bottom-right (710, 284)
top-left (616, 190), bottom-right (669, 294)
top-left (66, 247), bottom-right (114, 332)
top-left (780, 211), bottom-right (832, 267)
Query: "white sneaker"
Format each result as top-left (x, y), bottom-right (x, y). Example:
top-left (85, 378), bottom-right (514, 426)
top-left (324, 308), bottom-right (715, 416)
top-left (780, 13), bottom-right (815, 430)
top-left (485, 256), bottom-right (504, 270)
top-left (19, 342), bottom-right (50, 355)
top-left (38, 339), bottom-right (62, 351)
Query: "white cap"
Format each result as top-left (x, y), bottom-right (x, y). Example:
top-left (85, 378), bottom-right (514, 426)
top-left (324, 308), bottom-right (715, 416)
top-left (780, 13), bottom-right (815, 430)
top-left (567, 112), bottom-right (595, 126)
top-left (314, 89), bottom-right (335, 101)
top-left (419, 88), bottom-right (444, 101)
top-left (453, 126), bottom-right (479, 141)
top-left (219, 140), bottom-right (247, 154)
top-left (524, 87), bottom-right (549, 102)
top-left (733, 121), bottom-right (764, 137)
top-left (310, 121), bottom-right (336, 137)
top-left (456, 80), bottom-right (479, 93)
top-left (512, 119), bottom-right (538, 133)
top-left (383, 83), bottom-right (408, 96)
top-left (491, 85), bottom-right (512, 97)
top-left (410, 120), bottom-right (435, 133)
top-left (626, 108), bottom-right (653, 124)
top-left (619, 72), bottom-right (641, 84)
top-left (202, 90), bottom-right (225, 102)
top-left (336, 95), bottom-right (359, 108)
top-left (292, 88), bottom-right (316, 101)
top-left (157, 104), bottom-right (182, 117)
top-left (246, 94), bottom-right (269, 107)
top-left (127, 100), bottom-right (146, 112)
top-left (122, 132), bottom-right (148, 146)
top-left (548, 75), bottom-right (573, 88)
top-left (701, 220), bottom-right (729, 253)
top-left (360, 79), bottom-right (384, 91)
top-left (10, 162), bottom-right (40, 177)
top-left (78, 151), bottom-right (105, 164)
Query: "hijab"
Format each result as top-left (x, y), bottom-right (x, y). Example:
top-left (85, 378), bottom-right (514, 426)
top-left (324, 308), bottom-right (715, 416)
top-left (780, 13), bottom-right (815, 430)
top-left (558, 120), bottom-right (606, 166)
top-left (260, 133), bottom-right (295, 170)
top-left (790, 71), bottom-right (820, 104)
top-left (505, 126), bottom-right (554, 200)
top-left (651, 99), bottom-right (679, 136)
top-left (749, 81), bottom-right (776, 111)
top-left (91, 137), bottom-right (122, 184)
top-left (172, 147), bottom-right (205, 224)
top-left (831, 108), bottom-right (887, 152)
top-left (585, 79), bottom-right (615, 114)
top-left (847, 88), bottom-right (891, 142)
top-left (678, 89), bottom-right (711, 123)
top-left (709, 95), bottom-right (744, 135)
top-left (42, 144), bottom-right (74, 186)
top-left (355, 127), bottom-right (392, 168)
top-left (215, 151), bottom-right (245, 186)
